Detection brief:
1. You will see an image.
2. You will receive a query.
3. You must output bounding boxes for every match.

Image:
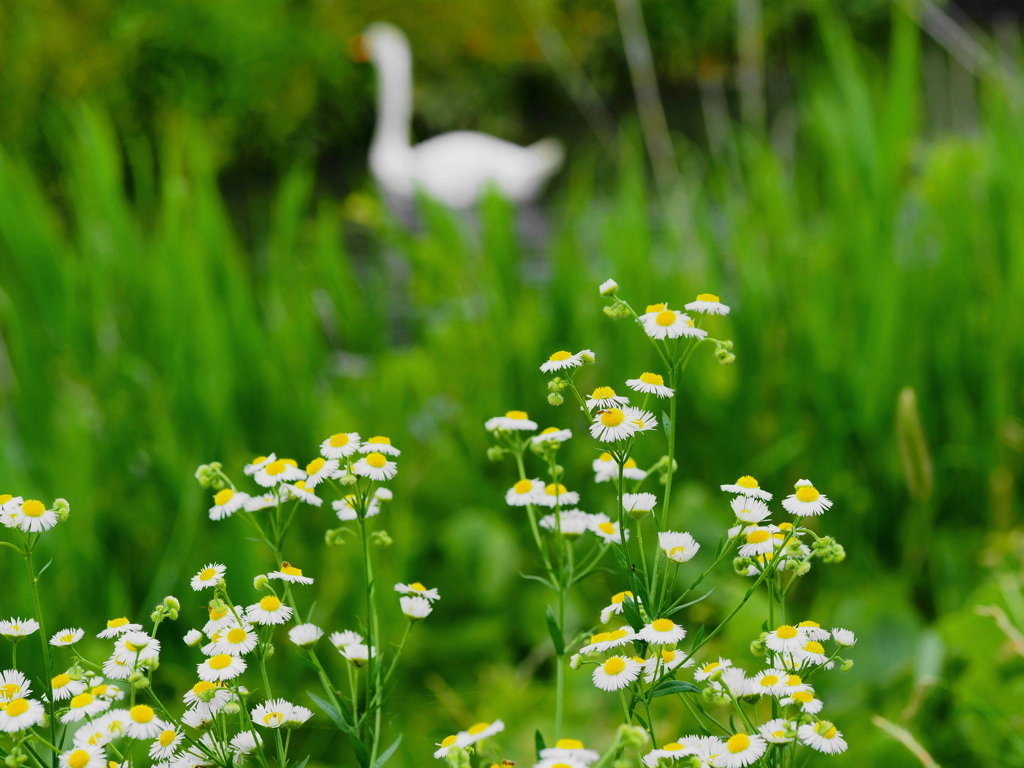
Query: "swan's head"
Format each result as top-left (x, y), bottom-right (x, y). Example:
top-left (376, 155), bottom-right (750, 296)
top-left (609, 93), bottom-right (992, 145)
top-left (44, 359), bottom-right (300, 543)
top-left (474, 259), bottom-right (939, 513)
top-left (354, 23), bottom-right (411, 68)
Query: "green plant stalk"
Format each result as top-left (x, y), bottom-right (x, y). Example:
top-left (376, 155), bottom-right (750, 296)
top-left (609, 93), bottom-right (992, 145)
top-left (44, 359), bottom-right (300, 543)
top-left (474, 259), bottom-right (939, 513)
top-left (24, 542), bottom-right (57, 767)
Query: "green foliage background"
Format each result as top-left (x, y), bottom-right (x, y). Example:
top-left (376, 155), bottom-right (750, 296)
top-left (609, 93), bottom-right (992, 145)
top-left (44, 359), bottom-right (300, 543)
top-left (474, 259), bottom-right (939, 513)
top-left (1, 1), bottom-right (1023, 766)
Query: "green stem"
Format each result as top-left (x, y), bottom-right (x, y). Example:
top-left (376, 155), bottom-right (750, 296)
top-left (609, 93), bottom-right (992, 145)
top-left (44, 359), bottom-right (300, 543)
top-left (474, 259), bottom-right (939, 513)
top-left (24, 546), bottom-right (57, 767)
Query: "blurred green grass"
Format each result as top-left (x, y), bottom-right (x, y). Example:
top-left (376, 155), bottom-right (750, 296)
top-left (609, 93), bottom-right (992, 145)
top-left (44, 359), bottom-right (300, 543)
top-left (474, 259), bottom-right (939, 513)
top-left (2, 6), bottom-right (1024, 766)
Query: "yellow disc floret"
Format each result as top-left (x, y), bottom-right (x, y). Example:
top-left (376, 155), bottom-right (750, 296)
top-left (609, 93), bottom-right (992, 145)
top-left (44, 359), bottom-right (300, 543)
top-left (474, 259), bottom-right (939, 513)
top-left (655, 310), bottom-right (677, 327)
top-left (213, 489), bottom-right (234, 506)
top-left (366, 453), bottom-right (387, 469)
top-left (639, 372), bottom-right (664, 385)
top-left (603, 658), bottom-right (626, 675)
top-left (22, 500), bottom-right (45, 518)
top-left (600, 409), bottom-right (625, 427)
top-left (796, 486), bottom-right (820, 502)
top-left (548, 351), bottom-right (572, 362)
top-left (591, 386), bottom-right (616, 399)
top-left (328, 434), bottom-right (350, 448)
top-left (727, 734), bottom-right (750, 753)
top-left (651, 619), bottom-right (674, 632)
top-left (696, 293), bottom-right (720, 302)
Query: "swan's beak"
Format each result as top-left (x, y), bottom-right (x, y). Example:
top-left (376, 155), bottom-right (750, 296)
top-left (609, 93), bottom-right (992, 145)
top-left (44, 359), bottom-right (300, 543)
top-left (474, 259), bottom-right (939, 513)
top-left (350, 35), bottom-right (370, 63)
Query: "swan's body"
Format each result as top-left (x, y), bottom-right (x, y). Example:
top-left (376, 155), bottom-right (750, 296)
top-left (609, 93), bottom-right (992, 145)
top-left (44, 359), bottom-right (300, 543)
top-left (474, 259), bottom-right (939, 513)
top-left (363, 23), bottom-right (564, 209)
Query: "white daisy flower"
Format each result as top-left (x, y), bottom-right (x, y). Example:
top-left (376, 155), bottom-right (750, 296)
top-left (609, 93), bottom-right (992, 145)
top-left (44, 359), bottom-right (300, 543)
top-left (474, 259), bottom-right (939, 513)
top-left (641, 742), bottom-right (692, 767)
top-left (680, 736), bottom-right (729, 764)
top-left (781, 480), bottom-right (832, 517)
top-left (720, 476), bottom-right (772, 501)
top-left (340, 644), bottom-right (375, 667)
top-left (0, 495), bottom-right (23, 527)
top-left (710, 733), bottom-right (765, 767)
top-left (51, 673), bottom-right (86, 701)
top-left (395, 582), bottom-right (440, 601)
top-left (535, 483), bottom-right (580, 508)
top-left (592, 453), bottom-right (619, 482)
top-left (61, 692), bottom-right (110, 722)
top-left (684, 293), bottom-right (730, 315)
top-left (589, 408), bottom-right (637, 442)
top-left (283, 704), bottom-right (313, 727)
top-left (197, 654), bottom-right (246, 682)
top-left (126, 705), bottom-right (165, 740)
top-left (758, 719), bottom-right (795, 744)
top-left (598, 591), bottom-right (636, 624)
top-left (641, 309), bottom-right (707, 340)
top-left (590, 518), bottom-right (629, 545)
top-left (115, 631), bottom-right (161, 662)
top-left (204, 605), bottom-right (236, 634)
top-left (505, 478), bottom-right (545, 507)
top-left (765, 625), bottom-right (804, 654)
top-left (540, 739), bottom-right (601, 765)
top-left (58, 746), bottom-right (106, 768)
top-left (459, 720), bottom-right (504, 744)
top-left (180, 708), bottom-right (214, 730)
top-left (86, 681), bottom-right (124, 702)
top-left (540, 510), bottom-right (596, 536)
top-left (352, 452), bottom-right (398, 482)
top-left (643, 648), bottom-right (694, 683)
top-left (0, 697), bottom-right (44, 732)
top-left (48, 627), bottom-right (83, 648)
top-left (94, 707), bottom-right (132, 741)
top-left (182, 681), bottom-right (232, 716)
top-left (624, 406), bottom-right (658, 433)
top-left (149, 729), bottom-right (184, 760)
top-left (693, 658), bottom-right (732, 682)
top-left (333, 493), bottom-right (381, 521)
top-left (795, 621), bottom-right (830, 641)
top-left (658, 531), bottom-right (700, 563)
top-left (252, 699), bottom-right (296, 729)
top-left (622, 493), bottom-right (658, 516)
top-left (101, 655), bottom-right (133, 680)
top-left (73, 719), bottom-right (113, 748)
top-left (303, 456), bottom-right (343, 482)
top-left (208, 488), bottom-right (250, 521)
top-left (0, 670), bottom-right (31, 700)
top-left (304, 457), bottom-right (341, 488)
top-left (184, 629), bottom-right (204, 646)
top-left (244, 454), bottom-right (275, 476)
top-left (738, 527), bottom-right (776, 558)
top-left (831, 628), bottom-right (857, 647)
top-left (729, 496), bottom-right (770, 523)
top-left (245, 596), bottom-right (293, 626)
top-left (531, 427), bottom-right (573, 445)
top-left (212, 625), bottom-right (258, 656)
top-left (540, 350), bottom-right (585, 373)
top-left (400, 596), bottom-right (433, 620)
top-left (599, 279), bottom-right (618, 296)
top-left (750, 669), bottom-right (789, 696)
top-left (792, 639), bottom-right (829, 667)
top-left (254, 458), bottom-right (306, 488)
top-left (359, 436), bottom-right (401, 456)
top-left (797, 721), bottom-right (847, 754)
top-left (230, 730), bottom-right (262, 758)
top-left (268, 562), bottom-right (314, 585)
top-left (585, 386), bottom-right (630, 411)
top-left (433, 734), bottom-right (463, 759)
top-left (579, 628), bottom-right (636, 654)
top-left (288, 623), bottom-right (323, 648)
top-left (592, 656), bottom-right (642, 691)
top-left (781, 690), bottom-right (823, 714)
top-left (282, 480), bottom-right (323, 507)
top-left (0, 618), bottom-right (39, 639)
top-left (17, 499), bottom-right (58, 532)
top-left (245, 493), bottom-right (277, 512)
top-left (329, 631), bottom-right (363, 650)
top-left (320, 433), bottom-right (361, 459)
top-left (625, 372), bottom-right (675, 398)
top-left (485, 410), bottom-right (539, 432)
top-left (638, 619), bottom-right (686, 646)
top-left (190, 563), bottom-right (226, 591)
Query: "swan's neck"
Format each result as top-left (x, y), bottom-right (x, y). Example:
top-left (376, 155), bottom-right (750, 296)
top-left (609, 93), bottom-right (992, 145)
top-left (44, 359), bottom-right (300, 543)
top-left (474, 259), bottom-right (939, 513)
top-left (371, 46), bottom-right (412, 150)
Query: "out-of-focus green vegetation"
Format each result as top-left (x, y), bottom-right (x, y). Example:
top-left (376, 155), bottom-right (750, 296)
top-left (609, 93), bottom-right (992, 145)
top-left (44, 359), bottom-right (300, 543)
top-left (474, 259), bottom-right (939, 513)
top-left (2, 2), bottom-right (1024, 766)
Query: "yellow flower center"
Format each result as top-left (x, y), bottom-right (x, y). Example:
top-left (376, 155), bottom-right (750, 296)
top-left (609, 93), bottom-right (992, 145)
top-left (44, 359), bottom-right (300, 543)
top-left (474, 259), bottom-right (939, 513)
top-left (655, 310), bottom-right (677, 327)
top-left (107, 618), bottom-right (129, 628)
top-left (817, 723), bottom-right (837, 739)
top-left (130, 705), bottom-right (155, 723)
top-left (366, 452), bottom-right (387, 468)
top-left (663, 743), bottom-right (684, 752)
top-left (0, 494), bottom-right (10, 504)
top-left (259, 595), bottom-right (283, 612)
top-left (651, 619), bottom-right (674, 632)
top-left (281, 563), bottom-right (303, 576)
top-left (639, 372), bottom-right (664, 385)
top-left (159, 730), bottom-right (177, 747)
top-left (68, 750), bottom-right (91, 768)
top-left (210, 607), bottom-right (228, 620)
top-left (611, 591), bottom-right (632, 604)
top-left (208, 654), bottom-right (233, 671)
top-left (603, 657), bottom-right (626, 675)
top-left (696, 293), bottom-right (719, 302)
top-left (328, 434), bottom-right (350, 448)
top-left (598, 522), bottom-right (616, 535)
top-left (513, 479), bottom-right (534, 494)
top-left (598, 453), bottom-right (613, 462)
top-left (775, 625), bottom-right (798, 639)
top-left (541, 427), bottom-right (559, 435)
top-left (778, 522), bottom-right (794, 531)
top-left (702, 662), bottom-right (721, 672)
top-left (264, 712), bottom-right (283, 725)
top-left (798, 620), bottom-right (820, 628)
top-left (803, 641), bottom-right (825, 654)
top-left (737, 476), bottom-right (759, 488)
top-left (306, 458), bottom-right (325, 474)
top-left (440, 735), bottom-right (458, 748)
top-left (91, 685), bottom-right (108, 696)
top-left (70, 693), bottom-right (94, 709)
top-left (727, 734), bottom-right (750, 753)
top-left (265, 460), bottom-right (287, 476)
top-left (193, 682), bottom-right (217, 695)
top-left (468, 722), bottom-right (490, 735)
top-left (252, 456), bottom-right (268, 466)
top-left (410, 582), bottom-right (426, 591)
top-left (5, 699), bottom-right (29, 717)
top-left (214, 489), bottom-right (234, 506)
top-left (591, 386), bottom-right (616, 399)
top-left (227, 628), bottom-right (248, 644)
top-left (199, 567), bottom-right (217, 581)
top-left (61, 633), bottom-right (75, 643)
top-left (368, 436), bottom-right (392, 445)
top-left (746, 530), bottom-right (770, 544)
top-left (600, 409), bottom-right (625, 427)
top-left (786, 675), bottom-right (802, 686)
top-left (624, 458), bottom-right (638, 468)
top-left (555, 739), bottom-right (583, 750)
top-left (1, 683), bottom-right (20, 698)
top-left (760, 675), bottom-right (779, 687)
top-left (505, 410), bottom-right (528, 420)
top-left (645, 303), bottom-right (666, 313)
top-left (661, 650), bottom-right (677, 662)
top-left (795, 486), bottom-right (819, 502)
top-left (669, 546), bottom-right (687, 557)
top-left (52, 673), bottom-right (70, 688)
top-left (548, 351), bottom-right (572, 361)
top-left (22, 500), bottom-right (44, 517)
top-left (545, 483), bottom-right (568, 496)
top-left (794, 691), bottom-right (814, 704)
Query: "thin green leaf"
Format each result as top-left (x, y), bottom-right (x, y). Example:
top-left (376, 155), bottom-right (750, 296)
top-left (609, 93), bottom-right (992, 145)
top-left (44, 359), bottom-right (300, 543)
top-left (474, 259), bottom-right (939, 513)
top-left (36, 558), bottom-right (53, 578)
top-left (535, 730), bottom-right (546, 761)
top-left (307, 692), bottom-right (352, 735)
top-left (292, 757), bottom-right (310, 768)
top-left (546, 605), bottom-right (565, 656)
top-left (520, 572), bottom-right (556, 591)
top-left (665, 589), bottom-right (714, 617)
top-left (661, 410), bottom-right (672, 441)
top-left (621, 595), bottom-right (645, 633)
top-left (689, 625), bottom-right (706, 651)
top-left (373, 735), bottom-right (402, 768)
top-left (652, 680), bottom-right (700, 698)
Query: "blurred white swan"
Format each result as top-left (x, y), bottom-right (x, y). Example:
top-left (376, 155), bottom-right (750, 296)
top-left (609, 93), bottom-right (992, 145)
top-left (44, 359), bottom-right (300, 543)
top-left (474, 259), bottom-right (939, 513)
top-left (358, 23), bottom-right (564, 210)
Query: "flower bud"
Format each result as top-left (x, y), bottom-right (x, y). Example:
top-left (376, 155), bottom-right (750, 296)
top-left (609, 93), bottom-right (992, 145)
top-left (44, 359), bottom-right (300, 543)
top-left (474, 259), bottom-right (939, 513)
top-left (184, 629), bottom-right (203, 647)
top-left (53, 498), bottom-right (71, 521)
top-left (150, 607), bottom-right (166, 623)
top-left (223, 701), bottom-right (241, 716)
top-left (194, 464), bottom-right (212, 488)
top-left (749, 637), bottom-right (767, 657)
top-left (264, 643), bottom-right (275, 659)
top-left (325, 529), bottom-right (346, 547)
top-left (253, 575), bottom-right (270, 591)
top-left (599, 279), bottom-right (619, 296)
top-left (714, 349), bottom-right (736, 366)
top-left (486, 446), bottom-right (505, 462)
top-left (547, 393), bottom-right (564, 406)
top-left (579, 349), bottom-right (596, 364)
top-left (617, 724), bottom-right (649, 748)
top-left (733, 557), bottom-right (751, 575)
top-left (130, 675), bottom-right (150, 690)
top-left (371, 530), bottom-right (393, 548)
top-left (794, 561), bottom-right (812, 576)
top-left (841, 659), bottom-right (854, 672)
top-left (163, 596), bottom-right (180, 611)
top-left (340, 472), bottom-right (358, 486)
top-left (569, 654), bottom-right (581, 670)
